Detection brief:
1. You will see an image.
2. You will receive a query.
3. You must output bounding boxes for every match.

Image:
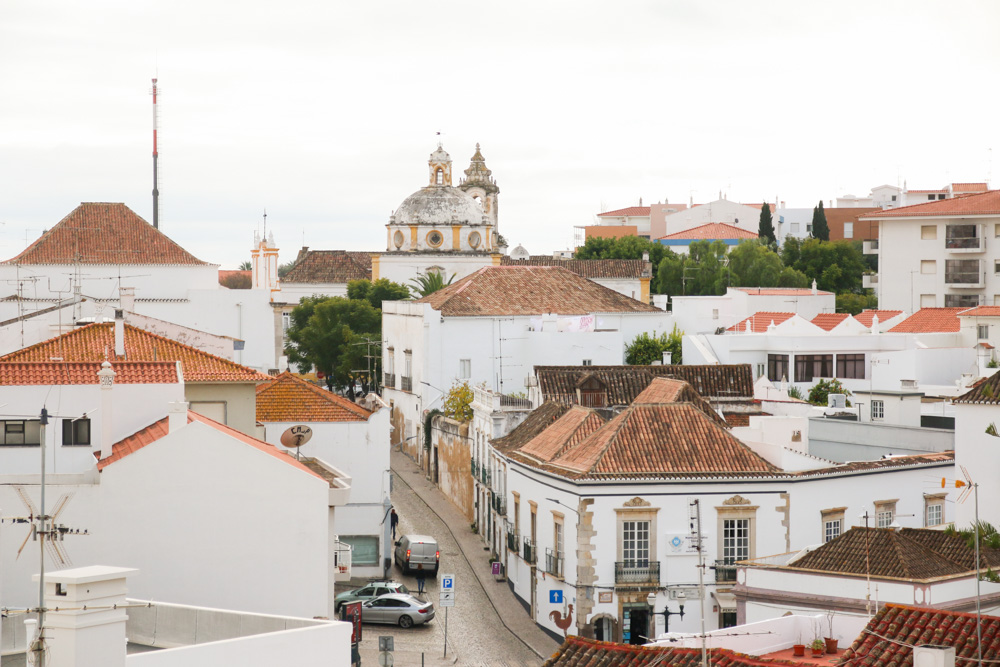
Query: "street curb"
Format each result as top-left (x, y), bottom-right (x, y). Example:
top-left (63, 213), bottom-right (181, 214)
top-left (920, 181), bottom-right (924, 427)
top-left (392, 458), bottom-right (551, 662)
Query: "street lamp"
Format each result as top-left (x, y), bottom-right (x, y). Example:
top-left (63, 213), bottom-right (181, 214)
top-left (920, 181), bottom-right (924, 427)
top-left (647, 591), bottom-right (686, 634)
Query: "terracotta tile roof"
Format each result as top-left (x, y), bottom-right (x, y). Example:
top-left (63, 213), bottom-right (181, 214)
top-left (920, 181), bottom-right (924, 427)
top-left (549, 402), bottom-right (777, 479)
top-left (632, 377), bottom-right (729, 426)
top-left (854, 309), bottom-right (903, 327)
top-left (500, 257), bottom-right (650, 279)
top-left (256, 371), bottom-right (372, 422)
top-left (732, 287), bottom-right (833, 296)
top-left (887, 308), bottom-right (965, 333)
top-left (492, 401), bottom-right (570, 453)
top-left (535, 364), bottom-right (754, 405)
top-left (97, 411), bottom-right (325, 483)
top-left (863, 189), bottom-right (1000, 218)
top-left (810, 313), bottom-right (850, 331)
top-left (282, 250), bottom-right (373, 284)
top-left (660, 222), bottom-right (758, 240)
top-left (728, 312), bottom-right (796, 333)
top-left (951, 182), bottom-right (989, 193)
top-left (959, 306), bottom-right (1000, 317)
top-left (517, 406), bottom-right (606, 463)
top-left (788, 527), bottom-right (1000, 580)
top-left (596, 206), bottom-right (650, 218)
top-left (955, 370), bottom-right (1000, 404)
top-left (0, 322), bottom-right (269, 383)
top-left (0, 361), bottom-right (178, 385)
top-left (543, 635), bottom-right (802, 667)
top-left (794, 451), bottom-right (954, 476)
top-left (3, 203), bottom-right (209, 265)
top-left (841, 604), bottom-right (1000, 666)
top-left (415, 266), bottom-right (660, 316)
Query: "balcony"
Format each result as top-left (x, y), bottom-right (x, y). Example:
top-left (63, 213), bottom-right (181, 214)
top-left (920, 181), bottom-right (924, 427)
top-left (863, 239), bottom-right (879, 255)
top-left (614, 560), bottom-right (660, 585)
top-left (333, 539), bottom-right (353, 582)
top-left (480, 467), bottom-right (491, 485)
top-left (492, 493), bottom-right (507, 516)
top-left (383, 372), bottom-right (396, 390)
top-left (714, 559), bottom-right (738, 583)
top-left (471, 458), bottom-right (479, 477)
top-left (400, 376), bottom-right (413, 392)
top-left (945, 225), bottom-right (985, 253)
top-left (507, 530), bottom-right (520, 553)
top-left (523, 538), bottom-right (537, 564)
top-left (945, 260), bottom-right (984, 288)
top-left (544, 548), bottom-right (565, 578)
top-left (862, 273), bottom-right (879, 289)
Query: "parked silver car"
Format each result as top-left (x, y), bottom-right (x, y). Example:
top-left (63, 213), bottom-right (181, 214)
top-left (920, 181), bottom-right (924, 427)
top-left (361, 593), bottom-right (435, 628)
top-left (335, 581), bottom-right (409, 612)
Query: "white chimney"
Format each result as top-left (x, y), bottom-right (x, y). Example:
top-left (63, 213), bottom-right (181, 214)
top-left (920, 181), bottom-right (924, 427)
top-left (662, 350), bottom-right (672, 365)
top-left (113, 310), bottom-right (125, 358)
top-left (914, 645), bottom-right (956, 667)
top-left (168, 401), bottom-right (189, 433)
top-left (98, 362), bottom-right (115, 460)
top-left (118, 286), bottom-right (135, 313)
top-left (811, 279), bottom-right (818, 296)
top-left (37, 566), bottom-right (136, 667)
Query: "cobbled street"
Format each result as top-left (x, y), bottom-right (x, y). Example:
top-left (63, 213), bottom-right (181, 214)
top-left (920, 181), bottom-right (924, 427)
top-left (351, 452), bottom-right (551, 667)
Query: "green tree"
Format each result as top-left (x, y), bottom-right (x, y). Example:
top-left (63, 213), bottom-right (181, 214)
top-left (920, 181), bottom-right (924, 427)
top-left (278, 260), bottom-right (297, 279)
top-left (284, 296), bottom-right (382, 392)
top-left (625, 325), bottom-right (683, 365)
top-left (789, 239), bottom-right (867, 294)
top-left (239, 260), bottom-right (252, 271)
top-left (575, 235), bottom-right (673, 292)
top-left (811, 201), bottom-right (830, 241)
top-left (442, 381), bottom-right (474, 422)
top-left (655, 240), bottom-right (731, 296)
top-left (347, 278), bottom-right (410, 309)
top-left (410, 271), bottom-right (456, 297)
top-left (220, 272), bottom-right (251, 289)
top-left (728, 240), bottom-right (808, 288)
top-left (836, 291), bottom-right (878, 315)
top-left (780, 236), bottom-right (802, 267)
top-left (758, 203), bottom-right (776, 245)
top-left (807, 378), bottom-right (851, 407)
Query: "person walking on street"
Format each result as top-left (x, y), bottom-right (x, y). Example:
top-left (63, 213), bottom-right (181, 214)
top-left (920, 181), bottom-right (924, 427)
top-left (416, 570), bottom-right (426, 596)
top-left (390, 508), bottom-right (399, 540)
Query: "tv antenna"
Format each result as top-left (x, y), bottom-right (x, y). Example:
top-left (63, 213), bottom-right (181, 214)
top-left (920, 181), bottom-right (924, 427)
top-left (0, 408), bottom-right (90, 666)
top-left (942, 466), bottom-right (982, 667)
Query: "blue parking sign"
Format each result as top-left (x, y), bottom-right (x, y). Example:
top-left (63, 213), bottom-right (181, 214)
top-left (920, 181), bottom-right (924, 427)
top-left (441, 575), bottom-right (454, 591)
top-left (549, 590), bottom-right (563, 604)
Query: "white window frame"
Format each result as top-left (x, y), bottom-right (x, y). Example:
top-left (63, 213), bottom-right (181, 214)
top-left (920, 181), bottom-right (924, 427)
top-left (722, 518), bottom-right (750, 562)
top-left (871, 400), bottom-right (885, 421)
top-left (824, 519), bottom-right (842, 543)
top-left (459, 359), bottom-right (471, 379)
top-left (978, 325), bottom-right (989, 340)
top-left (622, 520), bottom-right (650, 565)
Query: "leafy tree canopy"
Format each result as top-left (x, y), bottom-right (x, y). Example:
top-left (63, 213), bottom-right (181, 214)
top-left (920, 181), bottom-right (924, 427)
top-left (442, 381), bottom-right (474, 422)
top-left (656, 240), bottom-right (731, 296)
top-left (575, 236), bottom-right (673, 292)
top-left (284, 296), bottom-right (382, 392)
top-left (807, 378), bottom-right (851, 407)
top-left (728, 240), bottom-right (809, 289)
top-left (811, 201), bottom-right (830, 241)
top-left (791, 239), bottom-right (867, 294)
top-left (836, 291), bottom-right (878, 315)
top-left (348, 278), bottom-right (411, 310)
top-left (625, 325), bottom-right (684, 365)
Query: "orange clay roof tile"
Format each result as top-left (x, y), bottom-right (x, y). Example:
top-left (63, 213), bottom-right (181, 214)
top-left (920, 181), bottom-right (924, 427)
top-left (0, 322), bottom-right (269, 383)
top-left (596, 206), bottom-right (651, 217)
top-left (863, 190), bottom-right (1000, 218)
top-left (728, 312), bottom-right (796, 333)
top-left (0, 361), bottom-right (178, 385)
top-left (4, 203), bottom-right (209, 265)
top-left (854, 309), bottom-right (903, 327)
top-left (810, 313), bottom-right (850, 331)
top-left (256, 372), bottom-right (372, 422)
top-left (887, 308), bottom-right (965, 333)
top-left (659, 222), bottom-right (758, 240)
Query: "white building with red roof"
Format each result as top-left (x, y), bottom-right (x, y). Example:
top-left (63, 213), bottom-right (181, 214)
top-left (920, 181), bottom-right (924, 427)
top-left (0, 362), bottom-right (347, 619)
top-left (859, 189), bottom-right (1000, 312)
top-left (671, 285), bottom-right (836, 336)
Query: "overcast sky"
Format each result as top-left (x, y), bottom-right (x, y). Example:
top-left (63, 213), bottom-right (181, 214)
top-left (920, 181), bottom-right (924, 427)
top-left (2, 1), bottom-right (998, 269)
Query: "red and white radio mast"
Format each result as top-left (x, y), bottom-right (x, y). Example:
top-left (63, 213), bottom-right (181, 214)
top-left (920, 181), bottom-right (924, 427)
top-left (151, 78), bottom-right (160, 229)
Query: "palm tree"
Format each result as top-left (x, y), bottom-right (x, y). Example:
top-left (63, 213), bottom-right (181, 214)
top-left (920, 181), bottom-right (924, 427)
top-left (239, 260), bottom-right (252, 271)
top-left (409, 271), bottom-right (455, 297)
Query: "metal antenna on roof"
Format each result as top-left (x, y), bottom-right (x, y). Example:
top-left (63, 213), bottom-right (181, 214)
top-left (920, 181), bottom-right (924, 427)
top-left (944, 467), bottom-right (982, 667)
top-left (151, 78), bottom-right (160, 229)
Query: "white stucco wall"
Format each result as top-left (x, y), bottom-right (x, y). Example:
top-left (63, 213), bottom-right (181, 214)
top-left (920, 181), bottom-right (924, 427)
top-left (0, 264), bottom-right (221, 301)
top-left (954, 402), bottom-right (1000, 528)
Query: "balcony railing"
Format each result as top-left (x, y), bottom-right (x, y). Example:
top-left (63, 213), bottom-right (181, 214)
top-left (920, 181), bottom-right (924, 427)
top-left (714, 559), bottom-right (738, 583)
top-left (471, 458), bottom-right (479, 477)
top-left (946, 235), bottom-right (984, 251)
top-left (492, 493), bottom-right (507, 516)
top-left (614, 560), bottom-right (660, 585)
top-left (383, 372), bottom-right (396, 389)
top-left (507, 530), bottom-right (520, 553)
top-left (480, 467), bottom-right (492, 485)
top-left (545, 548), bottom-right (565, 578)
top-left (863, 239), bottom-right (879, 254)
top-left (400, 376), bottom-right (413, 392)
top-left (523, 538), bottom-right (537, 564)
top-left (862, 273), bottom-right (879, 288)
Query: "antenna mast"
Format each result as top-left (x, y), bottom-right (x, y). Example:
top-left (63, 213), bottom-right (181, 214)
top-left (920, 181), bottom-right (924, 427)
top-left (151, 78), bottom-right (160, 229)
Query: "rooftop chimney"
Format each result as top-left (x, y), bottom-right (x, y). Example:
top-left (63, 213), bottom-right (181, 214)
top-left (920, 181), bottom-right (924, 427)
top-left (811, 279), bottom-right (818, 296)
top-left (119, 287), bottom-right (135, 313)
top-left (168, 401), bottom-right (189, 433)
top-left (113, 310), bottom-right (125, 358)
top-left (98, 362), bottom-right (115, 460)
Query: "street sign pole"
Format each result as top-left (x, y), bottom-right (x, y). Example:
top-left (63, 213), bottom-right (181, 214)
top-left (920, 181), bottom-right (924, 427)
top-left (443, 607), bottom-right (448, 658)
top-left (440, 574), bottom-right (455, 658)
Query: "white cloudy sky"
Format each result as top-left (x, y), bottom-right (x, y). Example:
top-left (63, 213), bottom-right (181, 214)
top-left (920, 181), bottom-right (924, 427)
top-left (1, 0), bottom-right (998, 269)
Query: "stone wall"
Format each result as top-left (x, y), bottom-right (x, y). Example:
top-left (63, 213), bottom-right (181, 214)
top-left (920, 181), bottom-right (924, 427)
top-left (432, 415), bottom-right (474, 522)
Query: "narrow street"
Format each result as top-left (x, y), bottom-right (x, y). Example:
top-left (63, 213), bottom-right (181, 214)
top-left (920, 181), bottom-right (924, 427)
top-left (352, 451), bottom-right (552, 667)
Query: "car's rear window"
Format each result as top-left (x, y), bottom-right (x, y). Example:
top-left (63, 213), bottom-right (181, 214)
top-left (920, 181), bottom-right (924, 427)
top-left (397, 584), bottom-right (410, 594)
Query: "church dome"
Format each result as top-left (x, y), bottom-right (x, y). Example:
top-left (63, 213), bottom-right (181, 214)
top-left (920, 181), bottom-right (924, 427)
top-left (393, 186), bottom-right (486, 227)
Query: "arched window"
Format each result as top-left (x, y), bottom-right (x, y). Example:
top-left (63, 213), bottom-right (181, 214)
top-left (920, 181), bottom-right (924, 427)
top-left (436, 168), bottom-right (444, 185)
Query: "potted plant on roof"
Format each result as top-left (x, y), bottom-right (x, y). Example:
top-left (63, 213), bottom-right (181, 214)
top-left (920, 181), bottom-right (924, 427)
top-left (810, 638), bottom-right (825, 657)
top-left (792, 640), bottom-right (806, 657)
top-left (824, 611), bottom-right (839, 654)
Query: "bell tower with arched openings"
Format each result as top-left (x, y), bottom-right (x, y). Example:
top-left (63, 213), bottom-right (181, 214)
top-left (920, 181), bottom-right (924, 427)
top-left (459, 143), bottom-right (500, 229)
top-left (428, 143), bottom-right (453, 186)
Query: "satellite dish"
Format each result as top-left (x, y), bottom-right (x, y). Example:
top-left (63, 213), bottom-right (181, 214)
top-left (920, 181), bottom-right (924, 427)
top-left (280, 425), bottom-right (313, 448)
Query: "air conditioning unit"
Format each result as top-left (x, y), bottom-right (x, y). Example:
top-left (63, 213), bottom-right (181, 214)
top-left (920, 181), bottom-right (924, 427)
top-left (828, 394), bottom-right (847, 409)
